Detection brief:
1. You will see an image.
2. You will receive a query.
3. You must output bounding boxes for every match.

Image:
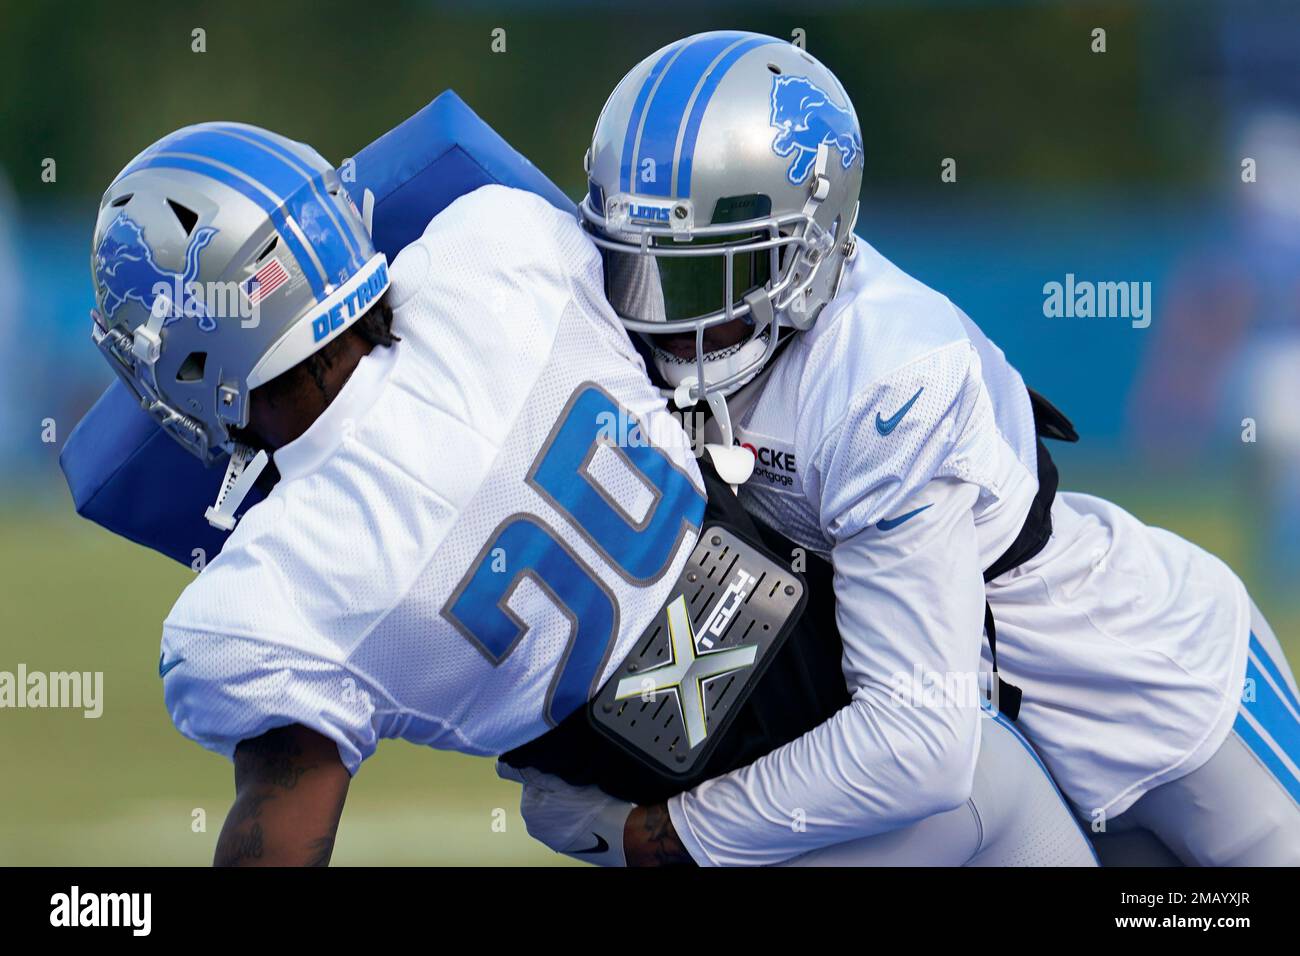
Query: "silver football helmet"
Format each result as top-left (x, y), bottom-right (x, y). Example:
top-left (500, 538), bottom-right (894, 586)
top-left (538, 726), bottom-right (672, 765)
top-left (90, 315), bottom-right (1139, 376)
top-left (581, 31), bottom-right (863, 420)
top-left (90, 122), bottom-right (389, 526)
top-left (90, 122), bottom-right (388, 464)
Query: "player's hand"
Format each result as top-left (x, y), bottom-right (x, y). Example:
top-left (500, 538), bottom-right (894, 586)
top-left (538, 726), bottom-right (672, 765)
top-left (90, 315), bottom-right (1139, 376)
top-left (496, 761), bottom-right (634, 866)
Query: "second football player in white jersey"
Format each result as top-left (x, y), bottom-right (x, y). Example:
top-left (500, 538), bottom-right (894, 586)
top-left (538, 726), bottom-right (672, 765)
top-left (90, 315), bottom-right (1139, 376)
top-left (529, 30), bottom-right (1300, 866)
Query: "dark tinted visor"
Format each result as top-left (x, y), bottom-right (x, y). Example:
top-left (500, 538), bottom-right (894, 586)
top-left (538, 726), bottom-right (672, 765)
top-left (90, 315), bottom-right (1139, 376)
top-left (602, 231), bottom-right (772, 324)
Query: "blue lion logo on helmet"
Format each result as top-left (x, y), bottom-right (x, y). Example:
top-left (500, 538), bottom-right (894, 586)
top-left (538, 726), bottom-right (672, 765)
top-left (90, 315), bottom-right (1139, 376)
top-left (94, 213), bottom-right (219, 331)
top-left (768, 75), bottom-right (863, 186)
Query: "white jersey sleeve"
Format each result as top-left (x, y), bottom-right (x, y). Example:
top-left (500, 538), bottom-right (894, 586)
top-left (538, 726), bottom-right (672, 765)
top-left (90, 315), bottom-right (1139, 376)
top-left (162, 626), bottom-right (384, 775)
top-left (159, 343), bottom-right (405, 775)
top-left (669, 477), bottom-right (987, 866)
top-left (809, 340), bottom-right (983, 543)
top-left (731, 243), bottom-right (1040, 568)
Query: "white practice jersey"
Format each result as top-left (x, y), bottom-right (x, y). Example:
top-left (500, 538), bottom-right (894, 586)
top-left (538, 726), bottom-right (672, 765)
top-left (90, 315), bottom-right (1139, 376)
top-left (161, 185), bottom-right (705, 774)
top-left (668, 239), bottom-right (1251, 866)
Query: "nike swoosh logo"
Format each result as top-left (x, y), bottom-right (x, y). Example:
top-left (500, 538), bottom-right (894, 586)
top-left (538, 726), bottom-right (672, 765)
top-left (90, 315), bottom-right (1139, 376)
top-left (571, 833), bottom-right (610, 855)
top-left (158, 654), bottom-right (185, 678)
top-left (875, 387), bottom-right (924, 436)
top-left (876, 504), bottom-right (932, 531)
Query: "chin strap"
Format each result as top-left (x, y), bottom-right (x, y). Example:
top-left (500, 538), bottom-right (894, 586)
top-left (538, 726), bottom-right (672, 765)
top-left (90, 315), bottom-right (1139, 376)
top-left (205, 443), bottom-right (270, 531)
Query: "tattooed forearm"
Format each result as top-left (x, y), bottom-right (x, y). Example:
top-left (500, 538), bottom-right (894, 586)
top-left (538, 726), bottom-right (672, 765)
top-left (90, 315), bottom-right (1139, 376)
top-left (214, 724), bottom-right (350, 867)
top-left (624, 803), bottom-right (697, 867)
top-left (234, 730), bottom-right (314, 790)
top-left (216, 821), bottom-right (265, 866)
top-left (301, 782), bottom-right (346, 868)
top-left (305, 834), bottom-right (336, 868)
top-left (224, 791), bottom-right (272, 828)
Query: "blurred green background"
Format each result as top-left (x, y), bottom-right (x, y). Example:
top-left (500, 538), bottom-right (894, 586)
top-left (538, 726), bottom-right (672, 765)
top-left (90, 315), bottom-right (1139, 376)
top-left (1, 0), bottom-right (1298, 864)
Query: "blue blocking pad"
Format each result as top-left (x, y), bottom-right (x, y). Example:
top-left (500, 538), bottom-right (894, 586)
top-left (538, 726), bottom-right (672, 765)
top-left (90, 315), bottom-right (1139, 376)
top-left (60, 90), bottom-right (577, 566)
top-left (347, 90), bottom-right (574, 262)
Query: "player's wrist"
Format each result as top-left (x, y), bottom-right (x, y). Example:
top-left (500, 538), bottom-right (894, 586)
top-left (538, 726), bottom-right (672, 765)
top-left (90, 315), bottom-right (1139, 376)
top-left (624, 803), bottom-right (698, 867)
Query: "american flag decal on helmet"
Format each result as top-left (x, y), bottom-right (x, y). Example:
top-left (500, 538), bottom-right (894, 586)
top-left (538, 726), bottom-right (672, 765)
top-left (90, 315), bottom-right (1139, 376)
top-left (242, 256), bottom-right (290, 305)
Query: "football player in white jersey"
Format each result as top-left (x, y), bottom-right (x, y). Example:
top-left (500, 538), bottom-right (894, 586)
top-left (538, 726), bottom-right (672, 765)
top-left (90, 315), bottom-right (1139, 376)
top-left (533, 30), bottom-right (1300, 866)
top-left (92, 121), bottom-right (1091, 866)
top-left (91, 123), bottom-right (709, 864)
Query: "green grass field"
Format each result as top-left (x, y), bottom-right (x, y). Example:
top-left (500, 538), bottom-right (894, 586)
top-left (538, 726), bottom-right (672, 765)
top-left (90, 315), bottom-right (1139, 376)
top-left (0, 505), bottom-right (569, 865)
top-left (1, 472), bottom-right (1296, 865)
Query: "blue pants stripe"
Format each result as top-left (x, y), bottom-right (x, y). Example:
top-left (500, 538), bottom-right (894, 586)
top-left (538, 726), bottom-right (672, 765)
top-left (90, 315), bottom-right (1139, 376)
top-left (1234, 632), bottom-right (1300, 807)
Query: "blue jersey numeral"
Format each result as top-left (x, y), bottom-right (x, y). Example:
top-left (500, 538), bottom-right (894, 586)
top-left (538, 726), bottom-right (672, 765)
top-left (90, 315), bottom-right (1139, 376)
top-left (444, 384), bottom-right (704, 725)
top-left (529, 386), bottom-right (703, 583)
top-left (444, 517), bottom-right (618, 723)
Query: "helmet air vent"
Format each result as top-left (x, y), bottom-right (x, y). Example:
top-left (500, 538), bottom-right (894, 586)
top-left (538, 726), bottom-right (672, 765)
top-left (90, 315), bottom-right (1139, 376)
top-left (110, 193), bottom-right (133, 208)
top-left (256, 236), bottom-right (279, 262)
top-left (167, 199), bottom-right (200, 236)
top-left (710, 193), bottom-right (772, 224)
top-left (176, 351), bottom-right (208, 382)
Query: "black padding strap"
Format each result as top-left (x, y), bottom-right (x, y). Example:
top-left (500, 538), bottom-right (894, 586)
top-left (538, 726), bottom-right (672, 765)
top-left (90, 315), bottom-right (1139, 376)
top-left (984, 601), bottom-right (1022, 720)
top-left (1028, 388), bottom-right (1079, 443)
top-left (984, 438), bottom-right (1058, 584)
top-left (979, 387), bottom-right (1077, 718)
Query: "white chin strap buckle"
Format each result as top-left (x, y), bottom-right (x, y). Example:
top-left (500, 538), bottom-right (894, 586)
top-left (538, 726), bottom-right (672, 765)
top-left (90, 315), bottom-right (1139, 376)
top-left (673, 378), bottom-right (755, 489)
top-left (707, 443), bottom-right (756, 487)
top-left (205, 444), bottom-right (270, 531)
